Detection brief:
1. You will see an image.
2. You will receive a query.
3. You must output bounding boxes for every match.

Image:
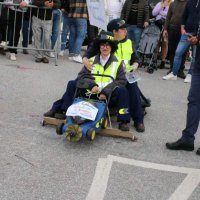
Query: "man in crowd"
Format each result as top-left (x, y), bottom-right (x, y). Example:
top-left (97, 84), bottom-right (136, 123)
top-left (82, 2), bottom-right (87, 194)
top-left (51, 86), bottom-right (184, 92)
top-left (166, 21), bottom-right (200, 155)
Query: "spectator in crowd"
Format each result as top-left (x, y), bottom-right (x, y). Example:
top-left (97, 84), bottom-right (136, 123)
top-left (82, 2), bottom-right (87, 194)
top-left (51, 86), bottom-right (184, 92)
top-left (166, 21), bottom-right (200, 155)
top-left (67, 0), bottom-right (88, 63)
top-left (161, 0), bottom-right (188, 79)
top-left (0, 0), bottom-right (30, 61)
top-left (83, 19), bottom-right (146, 132)
top-left (22, 7), bottom-right (33, 54)
top-left (104, 0), bottom-right (125, 22)
top-left (58, 0), bottom-right (70, 56)
top-left (163, 0), bottom-right (199, 82)
top-left (152, 0), bottom-right (171, 69)
top-left (32, 0), bottom-right (60, 64)
top-left (44, 34), bottom-right (131, 131)
top-left (50, 8), bottom-right (62, 58)
top-left (121, 0), bottom-right (149, 50)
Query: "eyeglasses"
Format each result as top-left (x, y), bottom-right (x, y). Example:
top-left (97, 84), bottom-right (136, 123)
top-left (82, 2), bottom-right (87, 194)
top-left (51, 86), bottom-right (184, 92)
top-left (100, 43), bottom-right (111, 48)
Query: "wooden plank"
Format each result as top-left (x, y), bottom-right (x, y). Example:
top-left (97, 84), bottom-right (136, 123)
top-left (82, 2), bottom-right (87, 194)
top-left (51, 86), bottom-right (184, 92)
top-left (100, 128), bottom-right (137, 141)
top-left (42, 117), bottom-right (66, 126)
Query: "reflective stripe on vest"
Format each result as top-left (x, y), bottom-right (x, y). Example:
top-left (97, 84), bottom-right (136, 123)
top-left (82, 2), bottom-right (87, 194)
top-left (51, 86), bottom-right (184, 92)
top-left (114, 39), bottom-right (133, 72)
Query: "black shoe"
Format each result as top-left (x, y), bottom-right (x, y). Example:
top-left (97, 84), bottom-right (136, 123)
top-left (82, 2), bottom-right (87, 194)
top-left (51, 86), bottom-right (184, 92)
top-left (43, 109), bottom-right (56, 118)
top-left (177, 70), bottom-right (186, 79)
top-left (118, 122), bottom-right (130, 131)
top-left (134, 122), bottom-right (145, 132)
top-left (35, 58), bottom-right (43, 63)
top-left (23, 49), bottom-right (29, 54)
top-left (166, 139), bottom-right (194, 151)
top-left (54, 112), bottom-right (66, 120)
top-left (42, 57), bottom-right (49, 64)
top-left (196, 147), bottom-right (200, 155)
top-left (159, 61), bottom-right (165, 69)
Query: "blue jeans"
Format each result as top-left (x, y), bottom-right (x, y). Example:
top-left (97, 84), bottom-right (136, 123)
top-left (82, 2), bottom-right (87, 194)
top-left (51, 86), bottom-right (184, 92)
top-left (181, 62), bottom-right (200, 144)
top-left (68, 18), bottom-right (87, 55)
top-left (61, 13), bottom-right (69, 51)
top-left (51, 9), bottom-right (62, 49)
top-left (22, 19), bottom-right (32, 48)
top-left (127, 25), bottom-right (143, 50)
top-left (172, 34), bottom-right (197, 75)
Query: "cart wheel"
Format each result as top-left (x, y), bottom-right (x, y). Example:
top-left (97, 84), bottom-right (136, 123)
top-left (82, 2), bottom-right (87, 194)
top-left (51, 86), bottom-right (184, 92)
top-left (101, 118), bottom-right (108, 129)
top-left (147, 67), bottom-right (154, 74)
top-left (56, 123), bottom-right (64, 135)
top-left (41, 120), bottom-right (46, 126)
top-left (65, 124), bottom-right (82, 142)
top-left (86, 128), bottom-right (96, 141)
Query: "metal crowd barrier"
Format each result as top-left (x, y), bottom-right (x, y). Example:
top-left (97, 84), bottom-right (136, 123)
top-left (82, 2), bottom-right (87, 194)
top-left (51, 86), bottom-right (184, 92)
top-left (0, 2), bottom-right (62, 65)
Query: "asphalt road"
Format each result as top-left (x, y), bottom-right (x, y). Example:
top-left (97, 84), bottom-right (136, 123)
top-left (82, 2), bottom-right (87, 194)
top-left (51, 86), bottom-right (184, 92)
top-left (0, 49), bottom-right (200, 200)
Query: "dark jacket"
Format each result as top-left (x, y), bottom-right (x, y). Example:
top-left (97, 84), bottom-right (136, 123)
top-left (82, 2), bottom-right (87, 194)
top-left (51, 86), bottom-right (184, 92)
top-left (164, 0), bottom-right (187, 31)
top-left (77, 54), bottom-right (127, 98)
top-left (33, 0), bottom-right (60, 20)
top-left (120, 0), bottom-right (149, 27)
top-left (181, 0), bottom-right (200, 33)
top-left (83, 37), bottom-right (139, 65)
top-left (196, 23), bottom-right (200, 66)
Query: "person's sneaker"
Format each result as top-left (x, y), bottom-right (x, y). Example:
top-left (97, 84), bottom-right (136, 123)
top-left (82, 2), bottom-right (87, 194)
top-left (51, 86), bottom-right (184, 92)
top-left (42, 57), bottom-right (49, 64)
top-left (43, 109), bottom-right (56, 118)
top-left (134, 122), bottom-right (145, 132)
top-left (177, 70), bottom-right (186, 79)
top-left (166, 139), bottom-right (194, 151)
top-left (10, 53), bottom-right (16, 61)
top-left (54, 112), bottom-right (66, 120)
top-left (184, 74), bottom-right (192, 83)
top-left (118, 122), bottom-right (130, 131)
top-left (23, 49), bottom-right (29, 54)
top-left (58, 50), bottom-right (64, 57)
top-left (162, 72), bottom-right (177, 80)
top-left (196, 147), bottom-right (200, 155)
top-left (35, 58), bottom-right (43, 63)
top-left (48, 52), bottom-right (55, 58)
top-left (73, 55), bottom-right (82, 63)
top-left (158, 61), bottom-right (165, 69)
top-left (0, 41), bottom-right (6, 47)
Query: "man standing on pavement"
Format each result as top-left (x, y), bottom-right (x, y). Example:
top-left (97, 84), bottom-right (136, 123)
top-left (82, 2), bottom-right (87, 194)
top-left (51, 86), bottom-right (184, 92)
top-left (166, 21), bottom-right (200, 155)
top-left (32, 0), bottom-right (60, 64)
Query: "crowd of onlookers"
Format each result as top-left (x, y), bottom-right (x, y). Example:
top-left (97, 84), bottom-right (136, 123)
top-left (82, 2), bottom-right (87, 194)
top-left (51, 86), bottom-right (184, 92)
top-left (0, 0), bottom-right (199, 83)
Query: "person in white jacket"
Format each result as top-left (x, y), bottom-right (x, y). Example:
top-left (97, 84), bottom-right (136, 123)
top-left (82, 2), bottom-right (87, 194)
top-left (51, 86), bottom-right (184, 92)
top-left (104, 0), bottom-right (125, 22)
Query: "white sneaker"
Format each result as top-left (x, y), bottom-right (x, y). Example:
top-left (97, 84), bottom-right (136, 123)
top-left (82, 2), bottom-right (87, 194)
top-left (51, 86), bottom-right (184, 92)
top-left (58, 50), bottom-right (64, 57)
top-left (184, 74), bottom-right (192, 83)
top-left (49, 52), bottom-right (55, 58)
top-left (162, 72), bottom-right (177, 80)
top-left (10, 53), bottom-right (16, 61)
top-left (0, 41), bottom-right (6, 47)
top-left (73, 55), bottom-right (82, 63)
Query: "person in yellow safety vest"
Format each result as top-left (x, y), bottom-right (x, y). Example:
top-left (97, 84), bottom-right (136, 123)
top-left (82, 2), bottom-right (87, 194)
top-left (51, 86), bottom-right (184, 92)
top-left (83, 18), bottom-right (146, 132)
top-left (44, 33), bottom-right (131, 131)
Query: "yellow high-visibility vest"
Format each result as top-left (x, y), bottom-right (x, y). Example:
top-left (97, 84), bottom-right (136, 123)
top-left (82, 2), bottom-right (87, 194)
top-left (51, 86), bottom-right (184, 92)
top-left (90, 58), bottom-right (121, 90)
top-left (115, 39), bottom-right (133, 72)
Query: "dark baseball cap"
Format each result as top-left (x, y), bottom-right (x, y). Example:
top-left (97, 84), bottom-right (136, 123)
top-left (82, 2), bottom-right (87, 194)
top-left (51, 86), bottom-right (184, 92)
top-left (107, 18), bottom-right (128, 32)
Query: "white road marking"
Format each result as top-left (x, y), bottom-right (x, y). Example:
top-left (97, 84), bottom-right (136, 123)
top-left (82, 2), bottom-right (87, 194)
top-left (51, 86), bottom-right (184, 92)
top-left (87, 155), bottom-right (200, 200)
